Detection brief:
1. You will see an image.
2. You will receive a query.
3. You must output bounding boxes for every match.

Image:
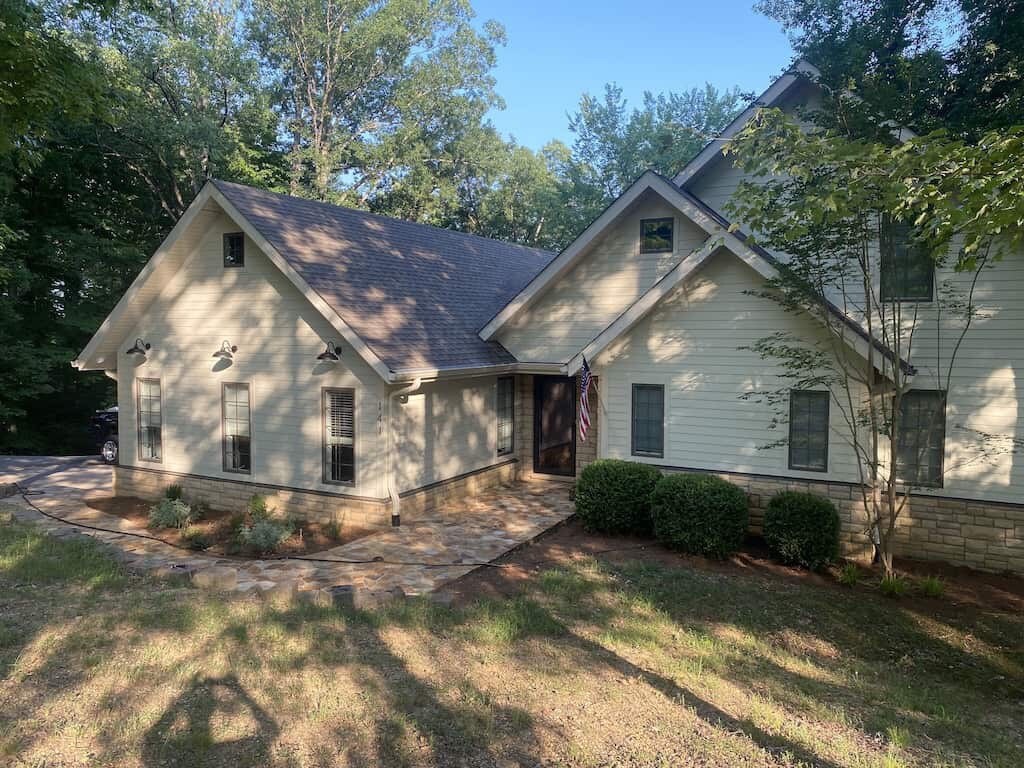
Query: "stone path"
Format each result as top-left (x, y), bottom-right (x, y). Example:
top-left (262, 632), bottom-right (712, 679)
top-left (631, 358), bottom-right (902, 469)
top-left (0, 457), bottom-right (575, 607)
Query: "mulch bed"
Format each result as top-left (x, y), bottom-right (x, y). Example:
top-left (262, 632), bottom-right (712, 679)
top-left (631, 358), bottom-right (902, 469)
top-left (445, 518), bottom-right (1024, 616)
top-left (85, 496), bottom-right (374, 557)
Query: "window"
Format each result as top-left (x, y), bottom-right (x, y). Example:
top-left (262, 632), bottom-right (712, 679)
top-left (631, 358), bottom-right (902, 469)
top-left (136, 378), bottom-right (161, 462)
top-left (640, 218), bottom-right (674, 253)
top-left (323, 388), bottom-right (355, 484)
top-left (880, 217), bottom-right (933, 301)
top-left (895, 390), bottom-right (945, 487)
top-left (496, 377), bottom-right (515, 456)
top-left (788, 391), bottom-right (829, 472)
top-left (222, 383), bottom-right (251, 473)
top-left (223, 232), bottom-right (244, 268)
top-left (631, 384), bottom-right (664, 458)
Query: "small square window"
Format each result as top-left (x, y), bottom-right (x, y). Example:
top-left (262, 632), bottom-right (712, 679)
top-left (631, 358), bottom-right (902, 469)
top-left (223, 232), bottom-right (245, 268)
top-left (640, 218), bottom-right (673, 254)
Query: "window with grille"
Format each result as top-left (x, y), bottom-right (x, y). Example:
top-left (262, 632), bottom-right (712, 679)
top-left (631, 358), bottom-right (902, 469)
top-left (137, 378), bottom-right (161, 462)
top-left (223, 232), bottom-right (244, 268)
top-left (631, 384), bottom-right (664, 458)
top-left (895, 390), bottom-right (945, 487)
top-left (222, 383), bottom-right (251, 473)
top-left (788, 391), bottom-right (829, 472)
top-left (323, 389), bottom-right (355, 484)
top-left (496, 377), bottom-right (515, 456)
top-left (880, 217), bottom-right (933, 301)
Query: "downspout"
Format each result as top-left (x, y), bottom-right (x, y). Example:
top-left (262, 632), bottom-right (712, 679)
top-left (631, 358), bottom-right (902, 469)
top-left (387, 377), bottom-right (422, 527)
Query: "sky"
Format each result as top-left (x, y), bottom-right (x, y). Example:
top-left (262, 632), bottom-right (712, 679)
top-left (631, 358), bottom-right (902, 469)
top-left (471, 0), bottom-right (795, 150)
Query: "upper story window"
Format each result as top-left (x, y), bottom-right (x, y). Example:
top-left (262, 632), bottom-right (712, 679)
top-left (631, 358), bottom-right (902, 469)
top-left (788, 390), bottom-right (829, 472)
top-left (894, 390), bottom-right (945, 488)
top-left (880, 218), bottom-right (933, 301)
top-left (640, 218), bottom-right (674, 254)
top-left (223, 232), bottom-right (245, 268)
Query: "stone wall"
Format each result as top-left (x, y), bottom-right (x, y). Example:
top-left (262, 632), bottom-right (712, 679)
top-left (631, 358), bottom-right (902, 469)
top-left (659, 465), bottom-right (1024, 574)
top-left (114, 458), bottom-right (521, 529)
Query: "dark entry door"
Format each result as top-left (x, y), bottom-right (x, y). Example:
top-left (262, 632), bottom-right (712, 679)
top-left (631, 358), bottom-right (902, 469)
top-left (534, 376), bottom-right (576, 476)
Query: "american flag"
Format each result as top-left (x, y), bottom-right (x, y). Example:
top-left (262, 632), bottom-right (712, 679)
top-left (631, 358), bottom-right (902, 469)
top-left (579, 357), bottom-right (593, 442)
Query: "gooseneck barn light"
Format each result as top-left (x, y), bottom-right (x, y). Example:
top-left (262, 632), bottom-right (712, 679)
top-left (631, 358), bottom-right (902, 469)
top-left (126, 338), bottom-right (151, 356)
top-left (316, 341), bottom-right (342, 362)
top-left (212, 340), bottom-right (238, 360)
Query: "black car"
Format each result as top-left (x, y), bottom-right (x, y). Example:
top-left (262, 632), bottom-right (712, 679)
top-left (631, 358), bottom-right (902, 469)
top-left (89, 406), bottom-right (119, 464)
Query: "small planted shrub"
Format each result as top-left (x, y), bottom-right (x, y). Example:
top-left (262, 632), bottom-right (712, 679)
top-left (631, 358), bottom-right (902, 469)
top-left (574, 459), bottom-right (662, 534)
top-left (650, 473), bottom-right (749, 558)
top-left (182, 527), bottom-right (211, 551)
top-left (239, 517), bottom-right (293, 555)
top-left (248, 494), bottom-right (271, 520)
top-left (838, 562), bottom-right (861, 587)
top-left (164, 483), bottom-right (184, 501)
top-left (918, 575), bottom-right (945, 598)
top-left (763, 491), bottom-right (840, 570)
top-left (880, 573), bottom-right (909, 597)
top-left (190, 502), bottom-right (208, 521)
top-left (148, 498), bottom-right (194, 529)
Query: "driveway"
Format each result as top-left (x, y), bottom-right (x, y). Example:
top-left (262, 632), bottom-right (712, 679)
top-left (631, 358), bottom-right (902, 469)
top-left (0, 457), bottom-right (575, 606)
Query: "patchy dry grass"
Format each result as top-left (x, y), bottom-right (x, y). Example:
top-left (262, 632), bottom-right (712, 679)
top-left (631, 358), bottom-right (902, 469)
top-left (1, 519), bottom-right (1022, 767)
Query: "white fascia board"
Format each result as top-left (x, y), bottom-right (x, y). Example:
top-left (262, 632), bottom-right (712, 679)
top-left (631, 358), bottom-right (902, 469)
top-left (73, 185), bottom-right (217, 370)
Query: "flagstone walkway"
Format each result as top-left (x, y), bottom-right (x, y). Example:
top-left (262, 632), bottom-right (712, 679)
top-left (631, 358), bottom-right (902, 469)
top-left (0, 457), bottom-right (575, 607)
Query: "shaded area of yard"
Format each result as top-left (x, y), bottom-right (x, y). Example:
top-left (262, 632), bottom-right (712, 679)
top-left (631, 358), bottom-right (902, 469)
top-left (0, 515), bottom-right (1022, 767)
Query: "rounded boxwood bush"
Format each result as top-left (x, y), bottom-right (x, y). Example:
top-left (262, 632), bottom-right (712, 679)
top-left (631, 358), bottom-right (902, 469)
top-left (651, 474), bottom-right (749, 558)
top-left (763, 491), bottom-right (840, 570)
top-left (574, 459), bottom-right (662, 534)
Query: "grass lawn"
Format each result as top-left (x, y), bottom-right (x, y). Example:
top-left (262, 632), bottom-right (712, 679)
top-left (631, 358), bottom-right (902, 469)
top-left (0, 517), bottom-right (1021, 768)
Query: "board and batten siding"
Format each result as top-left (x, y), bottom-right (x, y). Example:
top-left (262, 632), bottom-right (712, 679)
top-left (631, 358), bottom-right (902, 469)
top-left (595, 251), bottom-right (870, 484)
top-left (117, 213), bottom-right (389, 499)
top-left (498, 193), bottom-right (709, 363)
top-left (392, 376), bottom-right (509, 493)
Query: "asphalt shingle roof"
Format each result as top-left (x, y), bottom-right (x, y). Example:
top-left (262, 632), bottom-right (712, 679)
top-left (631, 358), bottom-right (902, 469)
top-left (213, 180), bottom-right (555, 375)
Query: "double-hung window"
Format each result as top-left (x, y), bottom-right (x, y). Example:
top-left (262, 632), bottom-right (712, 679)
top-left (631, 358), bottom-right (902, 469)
top-left (323, 388), bottom-right (355, 484)
top-left (880, 217), bottom-right (933, 301)
top-left (222, 383), bottom-right (251, 473)
top-left (137, 378), bottom-right (161, 462)
top-left (788, 391), bottom-right (829, 472)
top-left (894, 390), bottom-right (945, 487)
top-left (496, 377), bottom-right (515, 456)
top-left (223, 232), bottom-right (245, 268)
top-left (631, 384), bottom-right (665, 458)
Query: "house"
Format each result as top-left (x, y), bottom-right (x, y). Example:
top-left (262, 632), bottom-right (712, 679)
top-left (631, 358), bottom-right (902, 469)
top-left (75, 62), bottom-right (1024, 575)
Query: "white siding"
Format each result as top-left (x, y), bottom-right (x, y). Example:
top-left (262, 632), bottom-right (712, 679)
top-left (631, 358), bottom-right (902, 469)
top-left (393, 376), bottom-right (505, 492)
top-left (117, 213), bottom-right (389, 499)
top-left (595, 252), bottom-right (869, 483)
top-left (498, 193), bottom-right (709, 363)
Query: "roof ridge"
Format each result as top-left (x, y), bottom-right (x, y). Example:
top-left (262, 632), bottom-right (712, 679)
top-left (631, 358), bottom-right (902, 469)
top-left (210, 178), bottom-right (554, 259)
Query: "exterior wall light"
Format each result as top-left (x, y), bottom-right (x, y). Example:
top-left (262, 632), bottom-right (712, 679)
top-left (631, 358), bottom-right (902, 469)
top-left (316, 341), bottom-right (342, 362)
top-left (126, 338), bottom-right (151, 356)
top-left (212, 341), bottom-right (238, 359)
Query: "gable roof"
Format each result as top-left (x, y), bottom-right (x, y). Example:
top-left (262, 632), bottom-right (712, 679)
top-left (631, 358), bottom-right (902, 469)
top-left (75, 181), bottom-right (556, 379)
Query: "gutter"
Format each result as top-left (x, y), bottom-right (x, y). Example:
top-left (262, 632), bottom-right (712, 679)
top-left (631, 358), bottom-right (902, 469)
top-left (389, 361), bottom-right (564, 383)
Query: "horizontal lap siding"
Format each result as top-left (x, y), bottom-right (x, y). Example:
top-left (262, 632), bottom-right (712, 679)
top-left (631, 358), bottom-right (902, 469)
top-left (596, 253), bottom-right (868, 483)
top-left (117, 213), bottom-right (388, 499)
top-left (498, 194), bottom-right (708, 363)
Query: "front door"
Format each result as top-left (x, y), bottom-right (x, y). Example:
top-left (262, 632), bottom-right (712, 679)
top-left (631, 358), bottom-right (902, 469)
top-left (533, 375), bottom-right (576, 476)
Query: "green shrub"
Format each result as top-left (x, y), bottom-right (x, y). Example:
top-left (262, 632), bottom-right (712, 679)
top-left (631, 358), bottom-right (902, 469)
top-left (248, 494), bottom-right (271, 520)
top-left (650, 474), bottom-right (749, 558)
top-left (838, 562), bottom-right (860, 587)
top-left (763, 491), bottom-right (840, 570)
top-left (181, 527), bottom-right (211, 551)
top-left (239, 517), bottom-right (293, 555)
top-left (574, 459), bottom-right (662, 534)
top-left (190, 502), bottom-right (208, 520)
top-left (148, 499), bottom-right (193, 529)
top-left (164, 483), bottom-right (184, 501)
top-left (918, 575), bottom-right (945, 598)
top-left (880, 573), bottom-right (909, 597)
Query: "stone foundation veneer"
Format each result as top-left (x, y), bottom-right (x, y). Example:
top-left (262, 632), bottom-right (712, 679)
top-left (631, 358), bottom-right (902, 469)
top-left (651, 466), bottom-right (1024, 575)
top-left (113, 459), bottom-right (520, 529)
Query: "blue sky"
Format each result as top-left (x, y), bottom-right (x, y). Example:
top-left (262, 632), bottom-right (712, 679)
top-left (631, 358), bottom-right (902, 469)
top-left (471, 0), bottom-right (795, 150)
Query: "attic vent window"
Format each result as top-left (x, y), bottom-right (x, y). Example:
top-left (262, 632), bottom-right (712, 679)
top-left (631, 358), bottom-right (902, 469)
top-left (640, 218), bottom-right (673, 254)
top-left (223, 232), bottom-right (245, 268)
